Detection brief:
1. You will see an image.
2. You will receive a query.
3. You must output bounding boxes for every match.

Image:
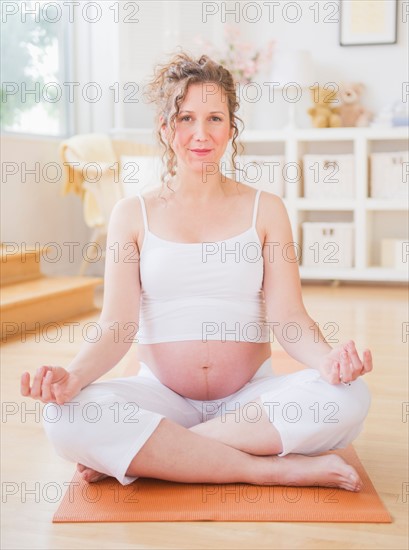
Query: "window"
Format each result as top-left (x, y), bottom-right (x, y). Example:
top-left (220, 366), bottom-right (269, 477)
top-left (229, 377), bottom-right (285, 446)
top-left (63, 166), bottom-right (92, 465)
top-left (1, 0), bottom-right (71, 137)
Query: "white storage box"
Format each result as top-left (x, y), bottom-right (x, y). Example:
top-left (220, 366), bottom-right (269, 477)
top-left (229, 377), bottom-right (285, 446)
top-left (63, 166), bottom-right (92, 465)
top-left (302, 154), bottom-right (355, 199)
top-left (302, 222), bottom-right (354, 268)
top-left (235, 155), bottom-right (285, 197)
top-left (381, 239), bottom-right (408, 270)
top-left (370, 151), bottom-right (409, 199)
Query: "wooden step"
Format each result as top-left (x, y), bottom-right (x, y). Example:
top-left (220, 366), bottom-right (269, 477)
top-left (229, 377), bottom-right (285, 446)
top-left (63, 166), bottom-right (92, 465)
top-left (1, 276), bottom-right (103, 341)
top-left (0, 244), bottom-right (50, 286)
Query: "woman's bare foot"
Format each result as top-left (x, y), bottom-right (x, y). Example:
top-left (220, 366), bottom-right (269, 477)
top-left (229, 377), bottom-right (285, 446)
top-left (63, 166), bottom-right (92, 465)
top-left (259, 453), bottom-right (363, 492)
top-left (77, 463), bottom-right (109, 483)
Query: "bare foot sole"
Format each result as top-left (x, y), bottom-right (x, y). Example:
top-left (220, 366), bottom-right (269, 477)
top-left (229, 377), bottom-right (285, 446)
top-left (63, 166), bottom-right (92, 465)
top-left (260, 453), bottom-right (363, 492)
top-left (77, 463), bottom-right (110, 483)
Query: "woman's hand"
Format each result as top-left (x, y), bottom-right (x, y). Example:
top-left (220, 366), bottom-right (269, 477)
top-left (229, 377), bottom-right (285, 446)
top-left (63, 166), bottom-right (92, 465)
top-left (20, 366), bottom-right (83, 405)
top-left (317, 340), bottom-right (373, 385)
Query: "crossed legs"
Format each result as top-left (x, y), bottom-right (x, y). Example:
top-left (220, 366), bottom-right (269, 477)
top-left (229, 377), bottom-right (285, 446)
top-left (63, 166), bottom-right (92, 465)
top-left (78, 396), bottom-right (363, 491)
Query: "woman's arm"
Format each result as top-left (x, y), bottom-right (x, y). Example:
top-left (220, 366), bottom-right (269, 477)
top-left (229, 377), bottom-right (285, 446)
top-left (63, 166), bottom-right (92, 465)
top-left (260, 193), bottom-right (372, 383)
top-left (66, 197), bottom-right (142, 389)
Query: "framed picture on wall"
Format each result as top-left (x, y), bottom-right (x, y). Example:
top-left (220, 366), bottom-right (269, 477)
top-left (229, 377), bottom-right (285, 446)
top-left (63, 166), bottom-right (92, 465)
top-left (339, 0), bottom-right (398, 46)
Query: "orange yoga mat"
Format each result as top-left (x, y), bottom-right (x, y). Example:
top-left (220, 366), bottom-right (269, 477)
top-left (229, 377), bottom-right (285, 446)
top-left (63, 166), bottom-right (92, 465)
top-left (53, 444), bottom-right (391, 523)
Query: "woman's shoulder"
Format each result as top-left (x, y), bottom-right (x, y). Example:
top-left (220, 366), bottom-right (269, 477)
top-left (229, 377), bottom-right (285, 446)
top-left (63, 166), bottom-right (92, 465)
top-left (228, 179), bottom-right (284, 206)
top-left (114, 194), bottom-right (143, 213)
top-left (137, 185), bottom-right (167, 204)
top-left (119, 187), bottom-right (162, 210)
top-left (109, 195), bottom-right (147, 244)
top-left (255, 187), bottom-right (287, 219)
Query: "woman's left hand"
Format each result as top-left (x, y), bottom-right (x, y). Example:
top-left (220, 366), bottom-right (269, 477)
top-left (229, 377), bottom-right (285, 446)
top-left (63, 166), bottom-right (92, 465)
top-left (317, 340), bottom-right (373, 385)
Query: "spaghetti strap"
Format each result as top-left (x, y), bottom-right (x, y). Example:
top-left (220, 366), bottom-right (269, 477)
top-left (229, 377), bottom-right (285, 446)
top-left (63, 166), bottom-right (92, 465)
top-left (251, 189), bottom-right (262, 228)
top-left (137, 193), bottom-right (149, 231)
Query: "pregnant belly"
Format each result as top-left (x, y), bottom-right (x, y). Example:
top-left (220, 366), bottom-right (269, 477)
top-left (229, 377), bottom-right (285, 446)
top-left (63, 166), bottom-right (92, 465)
top-left (137, 340), bottom-right (271, 400)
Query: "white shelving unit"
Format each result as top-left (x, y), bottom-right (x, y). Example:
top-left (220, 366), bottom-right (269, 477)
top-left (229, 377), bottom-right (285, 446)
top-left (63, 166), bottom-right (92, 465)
top-left (237, 127), bottom-right (408, 283)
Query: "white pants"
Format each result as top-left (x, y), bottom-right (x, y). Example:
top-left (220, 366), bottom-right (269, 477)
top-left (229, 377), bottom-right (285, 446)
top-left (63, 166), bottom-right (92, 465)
top-left (42, 357), bottom-right (371, 485)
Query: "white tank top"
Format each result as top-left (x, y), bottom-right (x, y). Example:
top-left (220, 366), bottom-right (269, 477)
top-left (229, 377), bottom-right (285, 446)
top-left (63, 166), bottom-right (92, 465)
top-left (136, 188), bottom-right (270, 344)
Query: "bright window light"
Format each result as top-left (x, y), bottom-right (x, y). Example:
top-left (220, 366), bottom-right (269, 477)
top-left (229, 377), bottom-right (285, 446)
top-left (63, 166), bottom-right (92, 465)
top-left (1, 0), bottom-right (70, 137)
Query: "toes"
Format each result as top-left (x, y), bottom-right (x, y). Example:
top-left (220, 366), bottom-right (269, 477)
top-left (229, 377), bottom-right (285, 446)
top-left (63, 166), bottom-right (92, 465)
top-left (347, 470), bottom-right (363, 488)
top-left (76, 464), bottom-right (105, 482)
top-left (79, 468), bottom-right (109, 483)
top-left (345, 472), bottom-right (361, 491)
top-left (84, 472), bottom-right (97, 482)
top-left (341, 473), bottom-right (363, 492)
top-left (326, 456), bottom-right (363, 492)
top-left (87, 475), bottom-right (99, 483)
top-left (339, 478), bottom-right (357, 491)
top-left (87, 473), bottom-right (109, 483)
top-left (78, 467), bottom-right (96, 481)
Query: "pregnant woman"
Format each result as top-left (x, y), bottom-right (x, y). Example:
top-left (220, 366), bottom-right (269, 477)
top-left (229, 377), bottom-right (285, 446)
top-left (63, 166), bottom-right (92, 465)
top-left (21, 52), bottom-right (372, 491)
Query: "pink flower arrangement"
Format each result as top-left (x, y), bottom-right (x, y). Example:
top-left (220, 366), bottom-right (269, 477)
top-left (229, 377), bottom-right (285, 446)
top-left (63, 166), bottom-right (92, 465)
top-left (195, 25), bottom-right (274, 85)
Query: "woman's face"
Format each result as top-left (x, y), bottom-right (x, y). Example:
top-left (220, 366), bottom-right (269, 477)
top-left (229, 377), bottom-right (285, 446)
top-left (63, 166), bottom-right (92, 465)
top-left (163, 82), bottom-right (233, 174)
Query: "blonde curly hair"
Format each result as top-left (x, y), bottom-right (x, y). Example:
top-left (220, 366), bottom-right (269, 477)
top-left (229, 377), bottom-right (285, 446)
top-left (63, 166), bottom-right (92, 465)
top-left (143, 49), bottom-right (243, 195)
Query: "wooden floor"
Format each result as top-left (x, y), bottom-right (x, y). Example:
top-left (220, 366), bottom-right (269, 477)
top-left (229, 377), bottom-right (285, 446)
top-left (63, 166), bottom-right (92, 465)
top-left (2, 284), bottom-right (408, 549)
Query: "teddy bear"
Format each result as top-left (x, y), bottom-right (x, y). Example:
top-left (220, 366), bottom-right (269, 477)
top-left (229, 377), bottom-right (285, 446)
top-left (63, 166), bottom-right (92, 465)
top-left (337, 83), bottom-right (373, 127)
top-left (307, 86), bottom-right (342, 128)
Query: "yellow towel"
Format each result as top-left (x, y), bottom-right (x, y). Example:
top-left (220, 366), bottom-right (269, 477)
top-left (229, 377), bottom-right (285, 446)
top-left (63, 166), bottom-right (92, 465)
top-left (59, 134), bottom-right (117, 228)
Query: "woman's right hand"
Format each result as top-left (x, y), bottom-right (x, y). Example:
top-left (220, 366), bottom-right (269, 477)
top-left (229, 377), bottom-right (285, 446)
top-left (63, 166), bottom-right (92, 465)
top-left (20, 366), bottom-right (83, 405)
